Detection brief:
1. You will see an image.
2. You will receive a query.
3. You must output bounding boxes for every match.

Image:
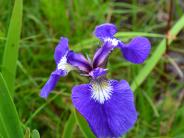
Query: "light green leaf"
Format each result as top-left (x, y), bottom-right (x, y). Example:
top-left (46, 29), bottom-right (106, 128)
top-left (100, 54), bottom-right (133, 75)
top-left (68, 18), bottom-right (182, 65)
top-left (116, 32), bottom-right (165, 38)
top-left (74, 109), bottom-right (95, 138)
top-left (0, 115), bottom-right (8, 138)
top-left (73, 32), bottom-right (164, 51)
top-left (62, 112), bottom-right (76, 138)
top-left (0, 73), bottom-right (23, 138)
top-left (1, 0), bottom-right (23, 96)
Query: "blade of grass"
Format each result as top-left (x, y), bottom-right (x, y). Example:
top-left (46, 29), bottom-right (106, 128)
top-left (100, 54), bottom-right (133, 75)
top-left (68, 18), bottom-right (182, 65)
top-left (17, 60), bottom-right (38, 86)
top-left (73, 109), bottom-right (95, 138)
top-left (48, 32), bottom-right (164, 52)
top-left (116, 32), bottom-right (165, 38)
top-left (142, 91), bottom-right (159, 117)
top-left (73, 32), bottom-right (164, 51)
top-left (62, 112), bottom-right (76, 138)
top-left (25, 93), bottom-right (61, 126)
top-left (0, 73), bottom-right (23, 138)
top-left (1, 0), bottom-right (23, 96)
top-left (131, 15), bottom-right (184, 91)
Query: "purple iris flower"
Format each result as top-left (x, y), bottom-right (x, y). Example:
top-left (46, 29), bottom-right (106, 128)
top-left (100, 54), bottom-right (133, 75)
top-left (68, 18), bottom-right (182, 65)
top-left (94, 23), bottom-right (151, 64)
top-left (40, 37), bottom-right (73, 98)
top-left (40, 23), bottom-right (151, 137)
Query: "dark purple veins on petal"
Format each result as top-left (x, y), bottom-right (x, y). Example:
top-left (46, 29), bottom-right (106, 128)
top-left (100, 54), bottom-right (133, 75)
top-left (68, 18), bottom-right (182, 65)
top-left (72, 79), bottom-right (137, 137)
top-left (93, 42), bottom-right (114, 68)
top-left (67, 51), bottom-right (92, 72)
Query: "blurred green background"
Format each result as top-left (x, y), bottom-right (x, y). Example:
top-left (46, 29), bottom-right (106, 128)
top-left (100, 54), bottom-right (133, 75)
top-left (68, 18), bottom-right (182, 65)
top-left (0, 0), bottom-right (184, 138)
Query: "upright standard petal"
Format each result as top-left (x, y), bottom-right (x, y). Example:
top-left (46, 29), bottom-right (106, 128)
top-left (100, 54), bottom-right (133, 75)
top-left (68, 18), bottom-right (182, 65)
top-left (67, 51), bottom-right (92, 72)
top-left (94, 23), bottom-right (117, 40)
top-left (119, 37), bottom-right (151, 64)
top-left (93, 41), bottom-right (114, 68)
top-left (54, 37), bottom-right (69, 64)
top-left (72, 79), bottom-right (137, 137)
top-left (40, 69), bottom-right (66, 98)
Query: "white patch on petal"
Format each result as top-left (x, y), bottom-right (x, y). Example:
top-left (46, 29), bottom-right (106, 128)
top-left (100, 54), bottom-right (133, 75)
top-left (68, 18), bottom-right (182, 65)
top-left (90, 79), bottom-right (112, 104)
top-left (57, 55), bottom-right (74, 73)
top-left (104, 38), bottom-right (119, 46)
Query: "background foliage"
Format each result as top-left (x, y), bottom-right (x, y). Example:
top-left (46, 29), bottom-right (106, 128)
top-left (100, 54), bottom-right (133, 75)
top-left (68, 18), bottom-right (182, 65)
top-left (0, 0), bottom-right (184, 138)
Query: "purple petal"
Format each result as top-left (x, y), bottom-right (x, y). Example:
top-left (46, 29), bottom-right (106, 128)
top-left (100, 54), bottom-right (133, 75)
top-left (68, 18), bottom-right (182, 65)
top-left (94, 23), bottom-right (117, 40)
top-left (119, 37), bottom-right (151, 64)
top-left (89, 67), bottom-right (107, 79)
top-left (54, 37), bottom-right (69, 64)
top-left (93, 42), bottom-right (114, 68)
top-left (72, 79), bottom-right (137, 137)
top-left (40, 69), bottom-right (66, 98)
top-left (67, 51), bottom-right (92, 72)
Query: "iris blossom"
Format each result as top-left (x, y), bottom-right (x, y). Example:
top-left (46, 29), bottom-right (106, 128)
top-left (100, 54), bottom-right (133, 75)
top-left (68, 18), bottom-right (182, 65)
top-left (94, 23), bottom-right (151, 64)
top-left (40, 37), bottom-right (74, 98)
top-left (40, 23), bottom-right (151, 137)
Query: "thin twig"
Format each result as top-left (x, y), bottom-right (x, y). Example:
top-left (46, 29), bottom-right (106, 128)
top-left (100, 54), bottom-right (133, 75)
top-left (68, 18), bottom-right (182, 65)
top-left (166, 0), bottom-right (173, 53)
top-left (163, 0), bottom-right (174, 83)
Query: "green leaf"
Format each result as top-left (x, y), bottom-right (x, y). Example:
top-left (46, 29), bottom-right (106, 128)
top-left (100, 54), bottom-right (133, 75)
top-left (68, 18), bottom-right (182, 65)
top-left (31, 129), bottom-right (40, 138)
top-left (131, 15), bottom-right (184, 91)
top-left (62, 112), bottom-right (76, 138)
top-left (1, 0), bottom-right (23, 96)
top-left (0, 115), bottom-right (8, 138)
top-left (116, 32), bottom-right (165, 38)
top-left (74, 109), bottom-right (95, 138)
top-left (0, 73), bottom-right (23, 138)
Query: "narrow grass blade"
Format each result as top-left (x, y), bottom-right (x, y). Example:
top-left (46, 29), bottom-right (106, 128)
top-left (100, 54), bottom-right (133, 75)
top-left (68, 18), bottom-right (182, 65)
top-left (1, 0), bottom-right (23, 96)
top-left (25, 94), bottom-right (59, 126)
top-left (0, 73), bottom-right (23, 138)
top-left (62, 112), bottom-right (76, 138)
top-left (116, 32), bottom-right (165, 38)
top-left (131, 15), bottom-right (184, 91)
top-left (74, 32), bottom-right (164, 51)
top-left (142, 91), bottom-right (159, 117)
top-left (74, 110), bottom-right (95, 138)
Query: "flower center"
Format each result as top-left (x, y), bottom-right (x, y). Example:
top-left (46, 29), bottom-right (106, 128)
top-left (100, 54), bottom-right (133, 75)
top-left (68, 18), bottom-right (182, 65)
top-left (90, 79), bottom-right (112, 104)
